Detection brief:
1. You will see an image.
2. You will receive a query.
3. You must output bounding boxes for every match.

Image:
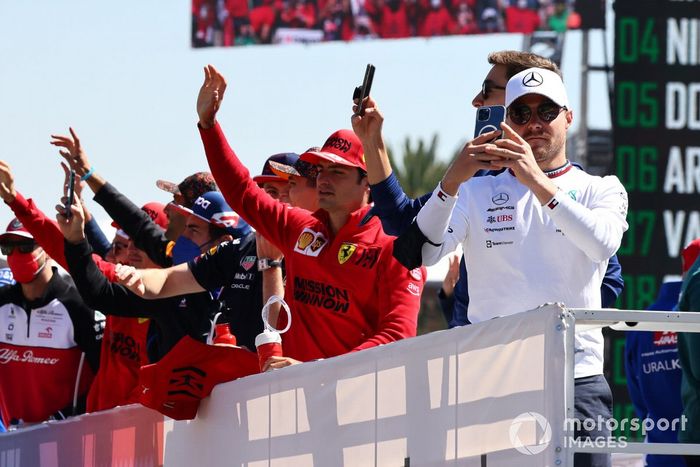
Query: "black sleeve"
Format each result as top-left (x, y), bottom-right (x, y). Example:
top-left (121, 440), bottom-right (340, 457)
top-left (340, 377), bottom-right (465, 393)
top-left (61, 280), bottom-right (104, 372)
top-left (188, 241), bottom-right (243, 291)
top-left (93, 182), bottom-right (172, 267)
top-left (64, 238), bottom-right (160, 318)
top-left (392, 220), bottom-right (429, 270)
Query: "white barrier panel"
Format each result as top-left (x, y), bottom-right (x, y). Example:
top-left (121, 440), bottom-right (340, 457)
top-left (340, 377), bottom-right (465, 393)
top-left (0, 304), bottom-right (567, 466)
top-left (164, 304), bottom-right (567, 466)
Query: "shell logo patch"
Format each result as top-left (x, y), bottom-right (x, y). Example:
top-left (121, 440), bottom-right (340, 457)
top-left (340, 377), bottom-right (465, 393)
top-left (294, 228), bottom-right (327, 257)
top-left (296, 231), bottom-right (314, 250)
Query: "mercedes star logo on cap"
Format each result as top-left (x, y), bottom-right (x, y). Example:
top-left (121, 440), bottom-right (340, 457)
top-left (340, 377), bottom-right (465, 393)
top-left (522, 71), bottom-right (543, 88)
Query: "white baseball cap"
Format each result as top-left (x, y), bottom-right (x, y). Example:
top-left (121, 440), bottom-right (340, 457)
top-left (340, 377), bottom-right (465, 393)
top-left (505, 67), bottom-right (569, 108)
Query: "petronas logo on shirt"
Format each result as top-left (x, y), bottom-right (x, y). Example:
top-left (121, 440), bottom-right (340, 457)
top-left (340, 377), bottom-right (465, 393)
top-left (338, 243), bottom-right (357, 264)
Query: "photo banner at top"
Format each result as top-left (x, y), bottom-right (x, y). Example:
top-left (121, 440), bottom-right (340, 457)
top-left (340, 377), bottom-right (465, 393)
top-left (191, 0), bottom-right (605, 48)
top-left (613, 0), bottom-right (699, 310)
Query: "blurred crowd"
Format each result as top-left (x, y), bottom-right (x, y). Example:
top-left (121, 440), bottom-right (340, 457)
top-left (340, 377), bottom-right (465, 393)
top-left (192, 0), bottom-right (587, 46)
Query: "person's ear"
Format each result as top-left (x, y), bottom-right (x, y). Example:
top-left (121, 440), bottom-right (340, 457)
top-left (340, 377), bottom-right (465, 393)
top-left (565, 109), bottom-right (574, 129)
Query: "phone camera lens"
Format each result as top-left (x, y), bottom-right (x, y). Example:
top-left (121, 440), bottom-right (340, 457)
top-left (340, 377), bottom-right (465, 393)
top-left (478, 108), bottom-right (490, 120)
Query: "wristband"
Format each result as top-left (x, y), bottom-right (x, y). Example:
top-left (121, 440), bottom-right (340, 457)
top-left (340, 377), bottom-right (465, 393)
top-left (545, 190), bottom-right (561, 210)
top-left (257, 258), bottom-right (282, 271)
top-left (81, 167), bottom-right (94, 181)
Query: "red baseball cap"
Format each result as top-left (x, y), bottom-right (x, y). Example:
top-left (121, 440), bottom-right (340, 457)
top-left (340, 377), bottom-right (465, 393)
top-left (111, 202), bottom-right (168, 231)
top-left (0, 218), bottom-right (33, 242)
top-left (300, 130), bottom-right (366, 171)
top-left (682, 239), bottom-right (700, 273)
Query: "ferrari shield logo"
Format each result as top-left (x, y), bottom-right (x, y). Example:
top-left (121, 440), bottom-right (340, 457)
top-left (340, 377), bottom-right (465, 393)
top-left (338, 243), bottom-right (357, 264)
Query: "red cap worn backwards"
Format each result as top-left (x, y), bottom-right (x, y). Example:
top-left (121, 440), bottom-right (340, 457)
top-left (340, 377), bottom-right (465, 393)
top-left (300, 130), bottom-right (366, 171)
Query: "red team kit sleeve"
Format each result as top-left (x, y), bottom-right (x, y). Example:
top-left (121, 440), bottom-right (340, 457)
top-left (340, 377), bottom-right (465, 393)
top-left (8, 192), bottom-right (117, 282)
top-left (352, 245), bottom-right (424, 351)
top-left (199, 122), bottom-right (312, 251)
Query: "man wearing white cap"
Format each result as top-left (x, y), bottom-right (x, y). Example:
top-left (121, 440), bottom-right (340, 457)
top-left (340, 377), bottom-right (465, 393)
top-left (0, 218), bottom-right (103, 427)
top-left (412, 67), bottom-right (629, 467)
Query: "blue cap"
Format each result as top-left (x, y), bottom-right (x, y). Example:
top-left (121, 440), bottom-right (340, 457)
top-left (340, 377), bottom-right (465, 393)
top-left (172, 191), bottom-right (252, 238)
top-left (253, 153), bottom-right (300, 184)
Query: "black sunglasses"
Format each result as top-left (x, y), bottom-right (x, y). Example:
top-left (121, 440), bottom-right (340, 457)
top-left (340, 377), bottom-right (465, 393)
top-left (481, 80), bottom-right (506, 100)
top-left (0, 242), bottom-right (36, 255)
top-left (508, 102), bottom-right (567, 125)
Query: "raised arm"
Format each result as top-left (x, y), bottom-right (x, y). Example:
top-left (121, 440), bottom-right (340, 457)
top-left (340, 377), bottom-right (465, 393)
top-left (56, 194), bottom-right (151, 315)
top-left (0, 161), bottom-right (117, 281)
top-left (414, 131), bottom-right (500, 265)
top-left (93, 182), bottom-right (172, 266)
top-left (350, 96), bottom-right (392, 185)
top-left (352, 96), bottom-right (433, 236)
top-left (51, 128), bottom-right (173, 266)
top-left (196, 65), bottom-right (310, 251)
top-left (488, 123), bottom-right (629, 263)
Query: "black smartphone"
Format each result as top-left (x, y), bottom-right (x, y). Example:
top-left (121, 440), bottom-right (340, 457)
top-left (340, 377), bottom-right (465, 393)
top-left (353, 64), bottom-right (375, 116)
top-left (474, 105), bottom-right (506, 140)
top-left (65, 170), bottom-right (75, 218)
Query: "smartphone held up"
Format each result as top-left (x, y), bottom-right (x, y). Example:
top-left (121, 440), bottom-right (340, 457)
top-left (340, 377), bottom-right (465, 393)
top-left (353, 64), bottom-right (375, 116)
top-left (473, 105), bottom-right (505, 142)
top-left (65, 170), bottom-right (75, 219)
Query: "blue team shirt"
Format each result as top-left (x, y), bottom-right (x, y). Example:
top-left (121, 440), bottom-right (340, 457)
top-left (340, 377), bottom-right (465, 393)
top-left (625, 281), bottom-right (684, 467)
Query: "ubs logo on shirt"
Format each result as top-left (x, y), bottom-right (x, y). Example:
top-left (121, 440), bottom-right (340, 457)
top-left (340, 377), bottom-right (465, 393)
top-left (38, 327), bottom-right (53, 339)
top-left (294, 228), bottom-right (327, 257)
top-left (486, 214), bottom-right (513, 224)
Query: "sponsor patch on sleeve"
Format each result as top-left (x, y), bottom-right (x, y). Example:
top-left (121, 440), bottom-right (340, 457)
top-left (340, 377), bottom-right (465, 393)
top-left (294, 228), bottom-right (328, 257)
top-left (407, 283), bottom-right (421, 296)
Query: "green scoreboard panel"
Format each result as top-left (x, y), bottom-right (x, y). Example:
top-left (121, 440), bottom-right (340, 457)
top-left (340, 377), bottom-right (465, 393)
top-left (614, 0), bottom-right (700, 310)
top-left (608, 0), bottom-right (698, 439)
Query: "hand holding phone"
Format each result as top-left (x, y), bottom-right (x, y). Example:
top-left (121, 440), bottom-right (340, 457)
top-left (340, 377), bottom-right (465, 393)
top-left (473, 105), bottom-right (506, 141)
top-left (353, 64), bottom-right (375, 116)
top-left (65, 170), bottom-right (75, 218)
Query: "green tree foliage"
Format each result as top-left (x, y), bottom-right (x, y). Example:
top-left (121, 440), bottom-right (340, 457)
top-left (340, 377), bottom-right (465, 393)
top-left (387, 134), bottom-right (455, 198)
